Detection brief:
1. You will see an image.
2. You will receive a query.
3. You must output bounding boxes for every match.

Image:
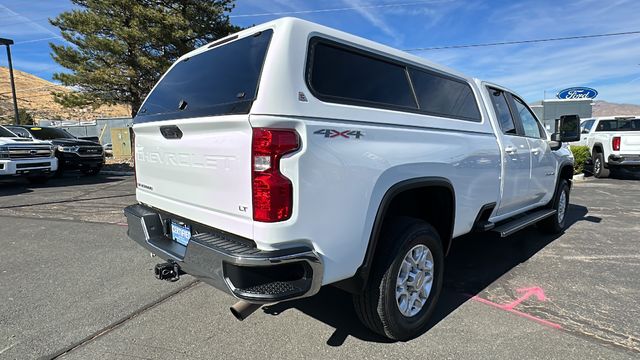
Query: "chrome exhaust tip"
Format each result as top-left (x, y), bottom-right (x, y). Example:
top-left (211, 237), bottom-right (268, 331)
top-left (230, 301), bottom-right (262, 321)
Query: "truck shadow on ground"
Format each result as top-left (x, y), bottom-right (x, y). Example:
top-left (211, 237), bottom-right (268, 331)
top-left (608, 168), bottom-right (640, 180)
top-left (0, 173), bottom-right (129, 198)
top-left (262, 204), bottom-right (600, 346)
top-left (584, 165), bottom-right (640, 180)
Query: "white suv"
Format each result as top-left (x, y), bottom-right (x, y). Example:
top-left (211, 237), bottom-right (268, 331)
top-left (124, 18), bottom-right (577, 340)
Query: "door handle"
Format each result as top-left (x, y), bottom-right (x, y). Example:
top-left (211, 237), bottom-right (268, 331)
top-left (505, 146), bottom-right (517, 155)
top-left (531, 148), bottom-right (540, 156)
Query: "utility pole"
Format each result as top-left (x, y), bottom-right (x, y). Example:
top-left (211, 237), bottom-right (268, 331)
top-left (0, 38), bottom-right (19, 125)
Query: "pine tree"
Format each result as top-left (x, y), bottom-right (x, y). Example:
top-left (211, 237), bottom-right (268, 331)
top-left (50, 0), bottom-right (241, 117)
top-left (17, 108), bottom-right (34, 125)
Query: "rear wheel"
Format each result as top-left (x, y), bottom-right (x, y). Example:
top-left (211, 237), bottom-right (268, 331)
top-left (353, 218), bottom-right (444, 341)
top-left (538, 180), bottom-right (570, 234)
top-left (593, 152), bottom-right (609, 178)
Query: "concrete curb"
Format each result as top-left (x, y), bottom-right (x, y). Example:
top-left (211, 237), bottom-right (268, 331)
top-left (101, 170), bottom-right (134, 176)
top-left (573, 173), bottom-right (586, 182)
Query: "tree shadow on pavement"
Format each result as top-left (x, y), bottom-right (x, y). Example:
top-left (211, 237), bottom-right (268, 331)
top-left (262, 204), bottom-right (600, 346)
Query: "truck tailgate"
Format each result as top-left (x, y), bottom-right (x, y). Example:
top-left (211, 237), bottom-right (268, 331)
top-left (134, 116), bottom-right (253, 238)
top-left (621, 133), bottom-right (640, 154)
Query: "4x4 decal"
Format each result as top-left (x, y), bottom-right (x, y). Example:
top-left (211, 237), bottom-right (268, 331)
top-left (313, 129), bottom-right (364, 139)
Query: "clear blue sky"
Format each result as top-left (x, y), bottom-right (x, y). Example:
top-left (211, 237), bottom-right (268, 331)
top-left (1, 0), bottom-right (639, 104)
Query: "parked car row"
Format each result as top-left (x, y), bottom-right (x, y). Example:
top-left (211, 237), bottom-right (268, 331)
top-left (0, 124), bottom-right (105, 184)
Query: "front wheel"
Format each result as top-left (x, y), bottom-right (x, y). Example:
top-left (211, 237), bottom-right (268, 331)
top-left (538, 180), bottom-right (570, 234)
top-left (353, 218), bottom-right (444, 341)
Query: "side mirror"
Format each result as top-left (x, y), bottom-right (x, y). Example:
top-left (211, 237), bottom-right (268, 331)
top-left (555, 115), bottom-right (581, 142)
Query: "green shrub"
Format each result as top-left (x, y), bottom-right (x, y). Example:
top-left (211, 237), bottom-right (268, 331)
top-left (570, 145), bottom-right (590, 175)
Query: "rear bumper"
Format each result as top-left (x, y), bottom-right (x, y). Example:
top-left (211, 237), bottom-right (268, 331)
top-left (124, 204), bottom-right (323, 303)
top-left (608, 154), bottom-right (640, 166)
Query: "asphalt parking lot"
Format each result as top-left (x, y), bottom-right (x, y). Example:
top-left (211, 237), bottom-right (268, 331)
top-left (1, 173), bottom-right (639, 359)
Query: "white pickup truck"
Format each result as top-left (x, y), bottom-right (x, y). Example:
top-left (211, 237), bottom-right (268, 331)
top-left (124, 18), bottom-right (579, 340)
top-left (580, 116), bottom-right (640, 178)
top-left (0, 125), bottom-right (57, 184)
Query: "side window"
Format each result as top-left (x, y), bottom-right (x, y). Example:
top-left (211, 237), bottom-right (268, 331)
top-left (489, 88), bottom-right (517, 135)
top-left (408, 69), bottom-right (481, 120)
top-left (308, 41), bottom-right (417, 109)
top-left (596, 120), bottom-right (613, 132)
top-left (581, 120), bottom-right (595, 133)
top-left (8, 127), bottom-right (29, 138)
top-left (513, 96), bottom-right (543, 138)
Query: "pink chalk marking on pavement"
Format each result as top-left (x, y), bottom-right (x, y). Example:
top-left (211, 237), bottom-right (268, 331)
top-left (467, 288), bottom-right (562, 330)
top-left (115, 222), bottom-right (128, 227)
top-left (503, 287), bottom-right (547, 310)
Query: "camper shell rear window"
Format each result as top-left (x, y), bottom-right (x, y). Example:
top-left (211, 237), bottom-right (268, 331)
top-left (135, 30), bottom-right (273, 123)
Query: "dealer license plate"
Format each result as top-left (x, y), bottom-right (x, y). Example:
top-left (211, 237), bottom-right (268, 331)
top-left (170, 221), bottom-right (191, 246)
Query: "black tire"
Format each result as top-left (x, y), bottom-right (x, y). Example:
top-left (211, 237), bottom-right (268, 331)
top-left (353, 217), bottom-right (444, 341)
top-left (27, 176), bottom-right (49, 185)
top-left (81, 167), bottom-right (101, 176)
top-left (593, 152), bottom-right (609, 178)
top-left (538, 180), bottom-right (570, 234)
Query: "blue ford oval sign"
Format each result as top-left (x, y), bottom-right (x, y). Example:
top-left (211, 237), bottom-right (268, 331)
top-left (557, 87), bottom-right (598, 100)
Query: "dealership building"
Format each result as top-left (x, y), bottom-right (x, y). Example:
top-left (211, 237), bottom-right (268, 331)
top-left (530, 98), bottom-right (593, 131)
top-left (529, 87), bottom-right (598, 131)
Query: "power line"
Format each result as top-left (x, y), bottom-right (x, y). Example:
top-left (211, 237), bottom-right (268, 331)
top-left (404, 30), bottom-right (640, 51)
top-left (0, 16), bottom-right (51, 28)
top-left (230, 0), bottom-right (451, 18)
top-left (14, 36), bottom-right (63, 45)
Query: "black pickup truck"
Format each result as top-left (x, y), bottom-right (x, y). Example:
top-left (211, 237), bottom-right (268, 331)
top-left (6, 126), bottom-right (105, 176)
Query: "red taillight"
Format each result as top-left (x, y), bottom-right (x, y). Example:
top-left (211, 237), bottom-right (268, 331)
top-left (252, 128), bottom-right (299, 222)
top-left (612, 136), bottom-right (621, 151)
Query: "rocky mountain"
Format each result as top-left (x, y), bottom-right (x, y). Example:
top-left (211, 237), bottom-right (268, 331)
top-left (0, 66), bottom-right (130, 124)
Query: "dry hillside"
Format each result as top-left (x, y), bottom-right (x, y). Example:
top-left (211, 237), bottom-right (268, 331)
top-left (592, 100), bottom-right (640, 117)
top-left (0, 66), bottom-right (130, 124)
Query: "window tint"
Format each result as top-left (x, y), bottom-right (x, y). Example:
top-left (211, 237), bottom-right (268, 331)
top-left (0, 126), bottom-right (16, 137)
top-left (409, 69), bottom-right (480, 120)
top-left (581, 119), bottom-right (595, 133)
top-left (596, 119), bottom-right (640, 131)
top-left (27, 127), bottom-right (76, 140)
top-left (513, 97), bottom-right (542, 138)
top-left (309, 42), bottom-right (417, 109)
top-left (7, 127), bottom-right (31, 138)
top-left (137, 30), bottom-right (273, 123)
top-left (489, 89), bottom-right (516, 135)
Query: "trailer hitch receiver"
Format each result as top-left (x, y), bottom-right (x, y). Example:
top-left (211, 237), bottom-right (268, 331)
top-left (154, 261), bottom-right (181, 282)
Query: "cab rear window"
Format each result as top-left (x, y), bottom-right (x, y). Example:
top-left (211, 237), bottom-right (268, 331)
top-left (136, 30), bottom-right (273, 123)
top-left (595, 119), bottom-right (640, 131)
